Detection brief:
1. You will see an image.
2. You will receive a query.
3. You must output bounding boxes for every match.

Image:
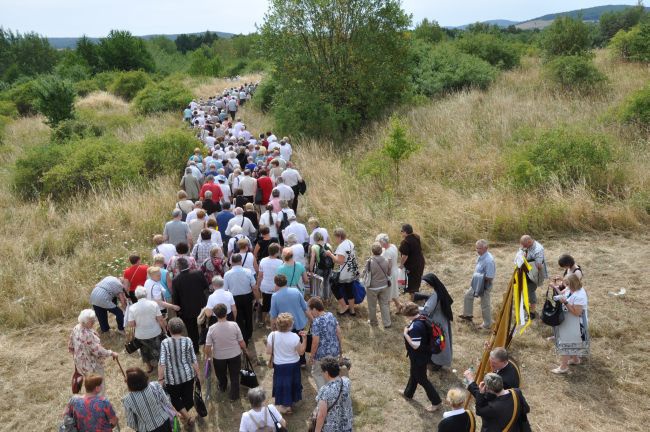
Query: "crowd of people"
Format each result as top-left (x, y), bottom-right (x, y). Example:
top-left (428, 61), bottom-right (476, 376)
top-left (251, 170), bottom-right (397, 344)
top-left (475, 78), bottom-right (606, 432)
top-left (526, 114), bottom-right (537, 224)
top-left (62, 87), bottom-right (591, 432)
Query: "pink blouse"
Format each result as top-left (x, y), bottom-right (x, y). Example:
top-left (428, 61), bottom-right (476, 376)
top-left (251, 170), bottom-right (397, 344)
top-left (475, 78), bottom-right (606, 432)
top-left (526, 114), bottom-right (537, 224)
top-left (68, 324), bottom-right (112, 375)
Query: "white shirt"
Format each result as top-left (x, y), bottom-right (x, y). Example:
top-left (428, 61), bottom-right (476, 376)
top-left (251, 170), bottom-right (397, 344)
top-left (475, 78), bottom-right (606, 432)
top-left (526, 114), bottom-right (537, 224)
top-left (186, 209), bottom-right (200, 226)
top-left (219, 183), bottom-right (231, 203)
top-left (274, 184), bottom-right (295, 202)
top-left (309, 227), bottom-right (329, 245)
top-left (283, 221), bottom-right (309, 245)
top-left (290, 244), bottom-right (306, 267)
top-left (335, 239), bottom-right (356, 282)
top-left (204, 136), bottom-right (216, 149)
top-left (152, 243), bottom-right (176, 266)
top-left (239, 176), bottom-right (257, 196)
top-left (239, 406), bottom-right (283, 432)
top-left (228, 235), bottom-right (253, 256)
top-left (281, 168), bottom-right (300, 187)
top-left (279, 143), bottom-right (292, 161)
top-left (259, 257), bottom-right (283, 293)
top-left (207, 289), bottom-right (236, 314)
top-left (276, 209), bottom-right (296, 224)
top-left (442, 408), bottom-right (466, 419)
top-left (259, 211), bottom-right (279, 238)
top-left (225, 215), bottom-right (256, 237)
top-left (128, 299), bottom-right (162, 340)
top-left (143, 279), bottom-right (165, 311)
top-left (267, 331), bottom-right (300, 364)
top-left (239, 250), bottom-right (256, 273)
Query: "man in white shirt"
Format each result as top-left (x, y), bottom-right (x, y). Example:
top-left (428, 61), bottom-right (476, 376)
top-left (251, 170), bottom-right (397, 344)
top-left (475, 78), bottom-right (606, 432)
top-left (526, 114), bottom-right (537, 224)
top-left (239, 169), bottom-right (257, 203)
top-left (205, 276), bottom-right (237, 321)
top-left (151, 234), bottom-right (177, 267)
top-left (225, 207), bottom-right (257, 238)
top-left (279, 138), bottom-right (292, 161)
top-left (282, 162), bottom-right (303, 213)
top-left (282, 215), bottom-right (309, 245)
top-left (233, 119), bottom-right (244, 138)
top-left (308, 218), bottom-right (329, 245)
top-left (185, 201), bottom-right (203, 226)
top-left (273, 177), bottom-right (295, 203)
top-left (268, 139), bottom-right (281, 153)
top-left (223, 253), bottom-right (258, 343)
top-left (203, 133), bottom-right (216, 150)
top-left (217, 175), bottom-right (231, 204)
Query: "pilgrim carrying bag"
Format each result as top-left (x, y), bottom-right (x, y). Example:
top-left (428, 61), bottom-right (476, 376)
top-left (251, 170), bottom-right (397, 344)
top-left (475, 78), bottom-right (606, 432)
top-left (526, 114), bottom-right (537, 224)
top-left (193, 378), bottom-right (208, 417)
top-left (71, 367), bottom-right (83, 394)
top-left (240, 355), bottom-right (259, 388)
top-left (541, 289), bottom-right (565, 327)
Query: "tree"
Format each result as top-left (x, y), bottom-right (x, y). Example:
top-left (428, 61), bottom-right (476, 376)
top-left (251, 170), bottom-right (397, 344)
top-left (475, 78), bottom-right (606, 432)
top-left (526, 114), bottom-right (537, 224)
top-left (413, 19), bottom-right (445, 44)
top-left (382, 116), bottom-right (419, 183)
top-left (33, 75), bottom-right (76, 127)
top-left (540, 16), bottom-right (592, 58)
top-left (599, 5), bottom-right (646, 43)
top-left (260, 0), bottom-right (411, 140)
top-left (187, 46), bottom-right (223, 76)
top-left (76, 35), bottom-right (101, 72)
top-left (0, 28), bottom-right (57, 82)
top-left (98, 30), bottom-right (155, 72)
top-left (175, 31), bottom-right (220, 53)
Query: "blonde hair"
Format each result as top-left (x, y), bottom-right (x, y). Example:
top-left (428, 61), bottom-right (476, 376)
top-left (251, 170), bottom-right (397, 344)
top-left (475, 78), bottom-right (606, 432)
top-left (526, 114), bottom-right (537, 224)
top-left (563, 273), bottom-right (582, 291)
top-left (153, 254), bottom-right (165, 265)
top-left (147, 266), bottom-right (161, 277)
top-left (446, 387), bottom-right (467, 407)
top-left (276, 313), bottom-right (294, 332)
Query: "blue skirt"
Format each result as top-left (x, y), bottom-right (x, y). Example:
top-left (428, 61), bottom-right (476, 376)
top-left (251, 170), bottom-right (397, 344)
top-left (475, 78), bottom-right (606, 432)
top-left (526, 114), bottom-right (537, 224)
top-left (272, 361), bottom-right (302, 406)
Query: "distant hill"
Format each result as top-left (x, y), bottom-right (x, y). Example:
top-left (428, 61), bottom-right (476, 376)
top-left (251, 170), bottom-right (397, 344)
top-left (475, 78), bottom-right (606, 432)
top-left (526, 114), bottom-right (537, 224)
top-left (450, 4), bottom-right (649, 31)
top-left (47, 31), bottom-right (234, 49)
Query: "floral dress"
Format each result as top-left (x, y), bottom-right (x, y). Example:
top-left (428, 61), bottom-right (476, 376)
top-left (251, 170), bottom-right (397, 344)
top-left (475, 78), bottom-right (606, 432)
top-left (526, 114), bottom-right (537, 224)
top-left (68, 324), bottom-right (112, 375)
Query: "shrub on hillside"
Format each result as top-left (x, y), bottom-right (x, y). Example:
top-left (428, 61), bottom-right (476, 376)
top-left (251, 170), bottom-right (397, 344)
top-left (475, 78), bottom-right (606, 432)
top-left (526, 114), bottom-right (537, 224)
top-left (609, 18), bottom-right (650, 62)
top-left (0, 115), bottom-right (8, 146)
top-left (226, 60), bottom-right (248, 77)
top-left (252, 78), bottom-right (277, 113)
top-left (188, 47), bottom-right (223, 77)
top-left (544, 55), bottom-right (607, 92)
top-left (132, 80), bottom-right (193, 114)
top-left (141, 129), bottom-right (198, 176)
top-left (506, 127), bottom-right (621, 193)
top-left (618, 84), bottom-right (650, 126)
top-left (93, 71), bottom-right (120, 91)
top-left (108, 70), bottom-right (151, 101)
top-left (33, 75), bottom-right (76, 126)
top-left (456, 33), bottom-right (521, 70)
top-left (74, 79), bottom-right (100, 97)
top-left (51, 118), bottom-right (105, 143)
top-left (413, 44), bottom-right (498, 97)
top-left (0, 100), bottom-right (18, 118)
top-left (2, 79), bottom-right (39, 116)
top-left (245, 59), bottom-right (267, 74)
top-left (540, 16), bottom-right (593, 58)
top-left (13, 143), bottom-right (66, 199)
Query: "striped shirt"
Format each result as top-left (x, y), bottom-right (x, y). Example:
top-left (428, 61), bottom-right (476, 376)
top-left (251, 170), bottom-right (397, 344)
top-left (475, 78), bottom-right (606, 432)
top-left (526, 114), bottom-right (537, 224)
top-left (89, 276), bottom-right (124, 309)
top-left (122, 382), bottom-right (171, 432)
top-left (159, 336), bottom-right (197, 385)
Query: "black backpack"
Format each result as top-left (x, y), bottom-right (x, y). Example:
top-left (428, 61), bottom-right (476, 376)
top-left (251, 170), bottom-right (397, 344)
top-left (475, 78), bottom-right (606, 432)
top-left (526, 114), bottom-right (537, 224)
top-left (318, 244), bottom-right (334, 271)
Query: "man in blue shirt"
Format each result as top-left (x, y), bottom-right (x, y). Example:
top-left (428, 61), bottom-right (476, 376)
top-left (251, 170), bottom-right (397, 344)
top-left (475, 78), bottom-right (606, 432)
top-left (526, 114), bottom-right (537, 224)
top-left (270, 274), bottom-right (311, 365)
top-left (223, 253), bottom-right (258, 344)
top-left (460, 239), bottom-right (497, 329)
top-left (216, 203), bottom-right (235, 250)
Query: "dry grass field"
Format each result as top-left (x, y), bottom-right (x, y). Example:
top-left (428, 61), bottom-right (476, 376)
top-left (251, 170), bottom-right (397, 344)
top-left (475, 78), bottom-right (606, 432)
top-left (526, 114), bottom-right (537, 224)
top-left (0, 59), bottom-right (648, 432)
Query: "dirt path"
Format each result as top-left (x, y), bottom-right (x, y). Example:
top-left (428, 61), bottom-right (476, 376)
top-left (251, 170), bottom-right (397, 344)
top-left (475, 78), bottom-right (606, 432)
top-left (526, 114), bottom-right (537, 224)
top-left (1, 233), bottom-right (648, 431)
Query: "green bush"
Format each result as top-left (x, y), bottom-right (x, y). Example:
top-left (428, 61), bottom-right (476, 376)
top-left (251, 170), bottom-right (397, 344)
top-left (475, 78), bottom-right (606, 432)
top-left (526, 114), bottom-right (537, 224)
top-left (618, 84), bottom-right (650, 125)
top-left (188, 47), bottom-right (223, 77)
top-left (108, 70), bottom-right (151, 101)
top-left (544, 55), bottom-right (607, 92)
top-left (74, 79), bottom-right (100, 97)
top-left (141, 129), bottom-right (198, 176)
top-left (93, 71), bottom-right (120, 91)
top-left (252, 78), bottom-right (277, 113)
top-left (540, 16), bottom-right (593, 58)
top-left (33, 75), bottom-right (76, 126)
top-left (3, 80), bottom-right (39, 116)
top-left (132, 79), bottom-right (193, 114)
top-left (413, 44), bottom-right (498, 97)
top-left (41, 137), bottom-right (144, 199)
top-left (245, 59), bottom-right (267, 73)
top-left (51, 118), bottom-right (105, 143)
top-left (506, 127), bottom-right (620, 193)
top-left (226, 60), bottom-right (248, 77)
top-left (0, 100), bottom-right (18, 118)
top-left (0, 115), bottom-right (8, 146)
top-left (609, 18), bottom-right (650, 62)
top-left (456, 33), bottom-right (521, 70)
top-left (13, 142), bottom-right (66, 199)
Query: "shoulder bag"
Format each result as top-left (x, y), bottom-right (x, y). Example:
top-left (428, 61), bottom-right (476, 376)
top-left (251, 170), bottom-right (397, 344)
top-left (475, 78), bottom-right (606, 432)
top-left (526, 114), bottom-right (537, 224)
top-left (541, 288), bottom-right (565, 327)
top-left (240, 354), bottom-right (259, 388)
top-left (268, 407), bottom-right (288, 432)
top-left (374, 257), bottom-right (391, 287)
top-left (71, 366), bottom-right (83, 394)
top-left (307, 379), bottom-right (344, 432)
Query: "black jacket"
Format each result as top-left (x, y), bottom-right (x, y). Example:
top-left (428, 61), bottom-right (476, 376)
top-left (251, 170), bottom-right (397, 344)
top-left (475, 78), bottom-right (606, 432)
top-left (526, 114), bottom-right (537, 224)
top-left (172, 270), bottom-right (208, 320)
top-left (438, 411), bottom-right (475, 432)
top-left (468, 383), bottom-right (530, 432)
top-left (498, 362), bottom-right (521, 390)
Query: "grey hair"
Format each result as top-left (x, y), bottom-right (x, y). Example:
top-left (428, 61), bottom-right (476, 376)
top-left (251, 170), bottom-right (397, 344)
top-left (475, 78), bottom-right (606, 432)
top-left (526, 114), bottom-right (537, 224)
top-left (476, 239), bottom-right (488, 248)
top-left (247, 387), bottom-right (267, 409)
top-left (375, 233), bottom-right (390, 244)
top-left (205, 190), bottom-right (213, 199)
top-left (211, 275), bottom-right (224, 288)
top-left (490, 347), bottom-right (509, 362)
top-left (78, 309), bottom-right (96, 325)
top-left (185, 168), bottom-right (192, 174)
top-left (176, 257), bottom-right (189, 271)
top-left (230, 225), bottom-right (243, 235)
top-left (234, 207), bottom-right (244, 215)
top-left (483, 373), bottom-right (504, 393)
top-left (276, 176), bottom-right (284, 183)
top-left (286, 233), bottom-right (298, 245)
top-left (134, 285), bottom-right (147, 299)
top-left (167, 317), bottom-right (185, 335)
top-left (172, 208), bottom-right (182, 218)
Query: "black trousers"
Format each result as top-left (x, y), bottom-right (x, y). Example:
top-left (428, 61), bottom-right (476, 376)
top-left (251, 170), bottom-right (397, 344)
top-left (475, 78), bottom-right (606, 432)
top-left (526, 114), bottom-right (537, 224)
top-left (291, 185), bottom-right (300, 214)
top-left (183, 314), bottom-right (200, 354)
top-left (404, 356), bottom-right (441, 405)
top-left (166, 379), bottom-right (194, 412)
top-left (234, 292), bottom-right (254, 343)
top-left (213, 355), bottom-right (241, 400)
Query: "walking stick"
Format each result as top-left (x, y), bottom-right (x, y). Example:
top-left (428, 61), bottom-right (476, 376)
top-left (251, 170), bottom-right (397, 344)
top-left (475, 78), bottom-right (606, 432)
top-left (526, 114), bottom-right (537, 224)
top-left (114, 357), bottom-right (126, 379)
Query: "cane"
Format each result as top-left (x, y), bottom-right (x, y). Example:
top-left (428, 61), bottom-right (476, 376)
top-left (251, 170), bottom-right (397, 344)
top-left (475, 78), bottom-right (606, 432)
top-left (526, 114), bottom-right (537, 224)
top-left (114, 357), bottom-right (126, 379)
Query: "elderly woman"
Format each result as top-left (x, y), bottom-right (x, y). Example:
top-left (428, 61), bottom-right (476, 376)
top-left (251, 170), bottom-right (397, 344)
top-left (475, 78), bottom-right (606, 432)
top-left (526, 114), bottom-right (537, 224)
top-left (89, 276), bottom-right (128, 334)
top-left (398, 223), bottom-right (426, 300)
top-left (227, 225), bottom-right (253, 260)
top-left (421, 273), bottom-right (454, 368)
top-left (277, 247), bottom-right (308, 291)
top-left (200, 246), bottom-right (225, 287)
top-left (285, 233), bottom-right (306, 267)
top-left (467, 373), bottom-right (530, 431)
top-left (68, 309), bottom-right (118, 384)
top-left (267, 312), bottom-right (308, 414)
top-left (376, 233), bottom-right (401, 312)
top-left (256, 243), bottom-right (283, 326)
top-left (324, 228), bottom-right (359, 316)
top-left (308, 297), bottom-right (342, 390)
top-left (205, 303), bottom-right (248, 401)
top-left (63, 375), bottom-right (119, 432)
top-left (176, 190), bottom-right (195, 217)
top-left (128, 286), bottom-right (166, 374)
top-left (240, 387), bottom-right (287, 432)
top-left (235, 238), bottom-right (258, 274)
top-left (364, 242), bottom-right (392, 328)
top-left (158, 318), bottom-right (199, 427)
top-left (123, 367), bottom-right (176, 432)
top-left (144, 266), bottom-right (179, 316)
top-left (552, 273), bottom-right (589, 374)
top-left (437, 387), bottom-right (475, 432)
top-left (314, 356), bottom-right (353, 432)
top-left (167, 242), bottom-right (198, 278)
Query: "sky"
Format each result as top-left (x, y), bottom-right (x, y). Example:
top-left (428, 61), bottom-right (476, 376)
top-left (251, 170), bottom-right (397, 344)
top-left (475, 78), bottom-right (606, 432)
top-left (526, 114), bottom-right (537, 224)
top-left (0, 0), bottom-right (642, 37)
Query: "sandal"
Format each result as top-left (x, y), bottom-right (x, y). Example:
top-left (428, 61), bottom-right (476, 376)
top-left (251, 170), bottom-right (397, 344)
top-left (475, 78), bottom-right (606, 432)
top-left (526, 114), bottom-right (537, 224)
top-left (337, 308), bottom-right (350, 316)
top-left (426, 404), bottom-right (442, 412)
top-left (567, 358), bottom-right (582, 366)
top-left (551, 367), bottom-right (569, 374)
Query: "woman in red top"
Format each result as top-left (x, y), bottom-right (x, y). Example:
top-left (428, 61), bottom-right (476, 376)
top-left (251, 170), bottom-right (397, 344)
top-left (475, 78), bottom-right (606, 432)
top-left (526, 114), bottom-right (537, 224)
top-left (257, 169), bottom-right (274, 205)
top-left (123, 255), bottom-right (149, 303)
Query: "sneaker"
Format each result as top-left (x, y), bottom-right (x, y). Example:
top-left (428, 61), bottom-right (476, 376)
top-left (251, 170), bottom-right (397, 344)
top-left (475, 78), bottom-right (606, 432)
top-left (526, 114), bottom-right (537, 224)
top-left (426, 404), bottom-right (442, 413)
top-left (551, 367), bottom-right (569, 374)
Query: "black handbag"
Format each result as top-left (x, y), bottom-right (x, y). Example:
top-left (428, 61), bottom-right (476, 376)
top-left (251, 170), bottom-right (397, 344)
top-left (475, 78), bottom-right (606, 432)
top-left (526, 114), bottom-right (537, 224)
top-left (541, 288), bottom-right (565, 327)
top-left (240, 355), bottom-right (259, 388)
top-left (193, 378), bottom-right (208, 417)
top-left (124, 338), bottom-right (142, 354)
top-left (268, 406), bottom-right (288, 432)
